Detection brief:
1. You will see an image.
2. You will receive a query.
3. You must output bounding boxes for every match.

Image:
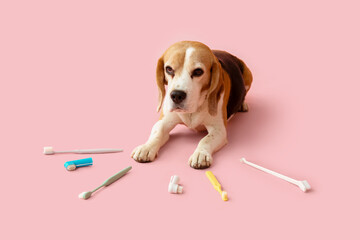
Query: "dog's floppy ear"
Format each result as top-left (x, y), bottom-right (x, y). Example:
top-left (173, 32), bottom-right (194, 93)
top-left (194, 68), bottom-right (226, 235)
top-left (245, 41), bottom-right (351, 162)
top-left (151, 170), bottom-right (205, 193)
top-left (156, 56), bottom-right (166, 112)
top-left (207, 58), bottom-right (224, 116)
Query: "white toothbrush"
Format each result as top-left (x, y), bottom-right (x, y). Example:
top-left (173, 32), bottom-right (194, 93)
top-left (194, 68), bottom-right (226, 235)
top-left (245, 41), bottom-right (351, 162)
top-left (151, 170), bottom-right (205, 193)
top-left (239, 158), bottom-right (311, 192)
top-left (43, 146), bottom-right (123, 155)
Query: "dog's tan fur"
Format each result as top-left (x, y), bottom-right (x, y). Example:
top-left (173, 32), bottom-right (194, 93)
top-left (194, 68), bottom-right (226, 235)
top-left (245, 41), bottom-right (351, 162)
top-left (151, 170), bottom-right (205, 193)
top-left (132, 41), bottom-right (252, 169)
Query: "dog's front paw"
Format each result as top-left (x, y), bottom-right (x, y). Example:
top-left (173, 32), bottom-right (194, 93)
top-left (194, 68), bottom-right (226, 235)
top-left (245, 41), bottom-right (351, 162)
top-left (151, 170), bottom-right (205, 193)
top-left (131, 144), bottom-right (158, 162)
top-left (188, 150), bottom-right (213, 169)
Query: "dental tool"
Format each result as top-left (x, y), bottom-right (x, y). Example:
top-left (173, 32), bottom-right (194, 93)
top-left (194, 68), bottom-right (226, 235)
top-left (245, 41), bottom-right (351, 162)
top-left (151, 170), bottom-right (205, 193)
top-left (168, 175), bottom-right (183, 194)
top-left (205, 171), bottom-right (228, 201)
top-left (43, 146), bottom-right (123, 155)
top-left (78, 166), bottom-right (132, 200)
top-left (239, 157), bottom-right (311, 192)
top-left (64, 158), bottom-right (93, 171)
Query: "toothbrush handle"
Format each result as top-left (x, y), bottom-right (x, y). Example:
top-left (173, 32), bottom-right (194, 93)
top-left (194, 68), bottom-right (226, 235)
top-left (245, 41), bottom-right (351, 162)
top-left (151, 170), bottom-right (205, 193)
top-left (75, 149), bottom-right (123, 154)
top-left (242, 159), bottom-right (299, 185)
top-left (206, 171), bottom-right (222, 192)
top-left (103, 166), bottom-right (132, 186)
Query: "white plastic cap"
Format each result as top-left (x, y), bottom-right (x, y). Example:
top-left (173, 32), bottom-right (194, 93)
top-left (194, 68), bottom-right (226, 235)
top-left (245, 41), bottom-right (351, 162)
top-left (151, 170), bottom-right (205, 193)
top-left (168, 183), bottom-right (178, 193)
top-left (168, 183), bottom-right (183, 194)
top-left (168, 175), bottom-right (183, 194)
top-left (170, 175), bottom-right (180, 184)
top-left (43, 146), bottom-right (54, 155)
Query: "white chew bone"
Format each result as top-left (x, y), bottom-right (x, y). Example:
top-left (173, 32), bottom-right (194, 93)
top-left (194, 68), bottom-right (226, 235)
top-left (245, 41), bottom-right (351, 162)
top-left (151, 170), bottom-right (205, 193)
top-left (239, 158), bottom-right (311, 192)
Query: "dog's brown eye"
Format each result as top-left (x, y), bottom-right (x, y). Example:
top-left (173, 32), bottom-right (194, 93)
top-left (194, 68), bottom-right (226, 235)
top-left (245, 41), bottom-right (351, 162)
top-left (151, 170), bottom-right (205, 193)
top-left (166, 66), bottom-right (174, 75)
top-left (192, 68), bottom-right (204, 77)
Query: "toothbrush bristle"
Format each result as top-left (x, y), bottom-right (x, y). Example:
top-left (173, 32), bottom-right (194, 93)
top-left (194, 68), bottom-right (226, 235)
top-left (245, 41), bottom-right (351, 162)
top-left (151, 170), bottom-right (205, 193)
top-left (43, 146), bottom-right (54, 155)
top-left (78, 192), bottom-right (86, 199)
top-left (222, 191), bottom-right (228, 201)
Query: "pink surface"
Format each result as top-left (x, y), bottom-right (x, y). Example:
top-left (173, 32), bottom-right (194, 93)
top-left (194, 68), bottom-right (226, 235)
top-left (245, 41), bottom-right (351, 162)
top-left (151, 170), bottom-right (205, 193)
top-left (1, 0), bottom-right (359, 239)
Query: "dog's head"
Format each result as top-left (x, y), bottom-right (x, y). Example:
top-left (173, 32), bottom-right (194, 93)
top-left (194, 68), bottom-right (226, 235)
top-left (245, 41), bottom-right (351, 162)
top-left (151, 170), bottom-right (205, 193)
top-left (156, 41), bottom-right (223, 116)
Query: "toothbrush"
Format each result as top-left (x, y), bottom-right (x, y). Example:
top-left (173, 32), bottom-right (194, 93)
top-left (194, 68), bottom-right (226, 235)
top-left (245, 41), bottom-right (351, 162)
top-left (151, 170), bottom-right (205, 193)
top-left (239, 158), bottom-right (311, 192)
top-left (78, 166), bottom-right (132, 200)
top-left (205, 171), bottom-right (228, 201)
top-left (64, 158), bottom-right (93, 171)
top-left (43, 146), bottom-right (123, 155)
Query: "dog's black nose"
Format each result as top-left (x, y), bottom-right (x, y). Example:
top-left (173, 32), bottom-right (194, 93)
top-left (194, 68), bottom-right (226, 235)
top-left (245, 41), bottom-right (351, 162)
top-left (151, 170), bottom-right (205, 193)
top-left (170, 90), bottom-right (187, 104)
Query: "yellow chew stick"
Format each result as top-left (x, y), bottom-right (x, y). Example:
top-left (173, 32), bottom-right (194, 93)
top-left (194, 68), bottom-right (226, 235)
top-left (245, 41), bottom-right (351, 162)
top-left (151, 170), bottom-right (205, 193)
top-left (205, 171), bottom-right (228, 201)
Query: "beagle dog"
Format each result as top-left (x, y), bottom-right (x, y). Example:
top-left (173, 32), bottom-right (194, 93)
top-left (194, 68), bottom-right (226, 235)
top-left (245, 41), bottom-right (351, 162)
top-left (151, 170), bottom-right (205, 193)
top-left (131, 41), bottom-right (252, 169)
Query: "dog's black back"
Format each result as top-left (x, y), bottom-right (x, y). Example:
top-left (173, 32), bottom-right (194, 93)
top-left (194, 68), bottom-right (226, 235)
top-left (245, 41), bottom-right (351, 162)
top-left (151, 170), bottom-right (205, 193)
top-left (212, 50), bottom-right (246, 118)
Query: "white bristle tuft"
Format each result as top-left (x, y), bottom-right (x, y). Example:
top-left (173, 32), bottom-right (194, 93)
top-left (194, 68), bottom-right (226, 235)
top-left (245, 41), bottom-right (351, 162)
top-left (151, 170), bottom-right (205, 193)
top-left (43, 146), bottom-right (55, 155)
top-left (302, 180), bottom-right (311, 191)
top-left (78, 192), bottom-right (86, 199)
top-left (67, 165), bottom-right (76, 171)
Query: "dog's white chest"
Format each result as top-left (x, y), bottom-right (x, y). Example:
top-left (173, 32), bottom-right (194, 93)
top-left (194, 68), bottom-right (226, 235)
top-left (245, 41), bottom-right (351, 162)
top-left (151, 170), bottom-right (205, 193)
top-left (178, 112), bottom-right (205, 130)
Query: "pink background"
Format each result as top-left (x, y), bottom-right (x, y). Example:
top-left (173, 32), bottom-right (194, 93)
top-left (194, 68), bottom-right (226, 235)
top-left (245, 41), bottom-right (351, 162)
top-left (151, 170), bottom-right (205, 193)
top-left (1, 0), bottom-right (359, 239)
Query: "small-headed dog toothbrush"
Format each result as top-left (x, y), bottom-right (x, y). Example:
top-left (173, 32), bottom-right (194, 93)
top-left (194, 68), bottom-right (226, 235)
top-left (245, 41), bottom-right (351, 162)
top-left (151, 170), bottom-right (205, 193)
top-left (43, 146), bottom-right (123, 155)
top-left (239, 158), bottom-right (311, 192)
top-left (78, 166), bottom-right (132, 200)
top-left (205, 171), bottom-right (228, 201)
top-left (64, 158), bottom-right (93, 171)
